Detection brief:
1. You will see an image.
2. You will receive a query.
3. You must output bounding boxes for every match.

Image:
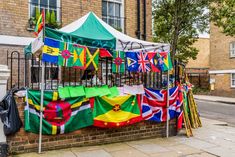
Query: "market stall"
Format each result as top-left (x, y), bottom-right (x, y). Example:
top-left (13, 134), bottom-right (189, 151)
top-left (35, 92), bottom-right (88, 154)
top-left (2, 11), bottom-right (201, 154)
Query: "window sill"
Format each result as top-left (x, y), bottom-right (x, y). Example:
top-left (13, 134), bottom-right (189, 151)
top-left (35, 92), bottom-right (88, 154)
top-left (27, 27), bottom-right (34, 32)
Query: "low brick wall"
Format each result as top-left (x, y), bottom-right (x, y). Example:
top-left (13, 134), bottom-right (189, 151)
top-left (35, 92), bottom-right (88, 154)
top-left (7, 98), bottom-right (177, 154)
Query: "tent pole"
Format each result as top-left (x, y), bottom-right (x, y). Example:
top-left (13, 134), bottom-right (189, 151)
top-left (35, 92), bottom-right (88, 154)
top-left (166, 70), bottom-right (170, 138)
top-left (38, 62), bottom-right (45, 153)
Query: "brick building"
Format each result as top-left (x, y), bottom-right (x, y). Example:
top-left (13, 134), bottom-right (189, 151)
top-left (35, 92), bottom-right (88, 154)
top-left (186, 38), bottom-right (210, 89)
top-left (0, 0), bottom-right (153, 89)
top-left (209, 24), bottom-right (235, 97)
top-left (0, 0), bottom-right (152, 65)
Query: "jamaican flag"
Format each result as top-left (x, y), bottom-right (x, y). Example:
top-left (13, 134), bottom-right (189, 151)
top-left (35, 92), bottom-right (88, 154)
top-left (25, 90), bottom-right (93, 135)
top-left (91, 95), bottom-right (142, 128)
top-left (85, 47), bottom-right (99, 71)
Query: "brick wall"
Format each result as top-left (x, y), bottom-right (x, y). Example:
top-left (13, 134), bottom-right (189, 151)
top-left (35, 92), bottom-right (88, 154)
top-left (0, 0), bottom-right (152, 41)
top-left (187, 38), bottom-right (210, 69)
top-left (7, 98), bottom-right (177, 154)
top-left (210, 24), bottom-right (235, 71)
top-left (209, 24), bottom-right (235, 97)
top-left (210, 74), bottom-right (235, 97)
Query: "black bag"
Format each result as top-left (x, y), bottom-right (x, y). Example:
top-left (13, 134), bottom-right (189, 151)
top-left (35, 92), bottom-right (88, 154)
top-left (0, 89), bottom-right (22, 136)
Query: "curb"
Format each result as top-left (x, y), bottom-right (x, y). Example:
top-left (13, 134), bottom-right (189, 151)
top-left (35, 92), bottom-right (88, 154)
top-left (194, 98), bottom-right (235, 105)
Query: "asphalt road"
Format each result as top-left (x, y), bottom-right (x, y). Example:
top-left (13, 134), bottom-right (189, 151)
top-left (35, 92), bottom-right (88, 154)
top-left (196, 99), bottom-right (235, 126)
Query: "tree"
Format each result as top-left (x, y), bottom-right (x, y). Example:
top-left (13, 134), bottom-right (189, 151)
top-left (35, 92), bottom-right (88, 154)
top-left (152, 0), bottom-right (209, 62)
top-left (210, 0), bottom-right (235, 36)
top-left (46, 10), bottom-right (51, 24)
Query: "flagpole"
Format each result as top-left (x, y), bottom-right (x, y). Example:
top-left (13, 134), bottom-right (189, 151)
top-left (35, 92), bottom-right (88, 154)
top-left (38, 8), bottom-right (45, 154)
top-left (166, 70), bottom-right (170, 138)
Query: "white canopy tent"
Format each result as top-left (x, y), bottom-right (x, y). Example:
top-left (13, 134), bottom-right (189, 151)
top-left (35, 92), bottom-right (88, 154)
top-left (59, 12), bottom-right (170, 52)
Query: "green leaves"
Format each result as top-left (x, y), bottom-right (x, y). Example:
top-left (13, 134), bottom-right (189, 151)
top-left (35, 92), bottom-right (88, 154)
top-left (210, 0), bottom-right (235, 36)
top-left (152, 0), bottom-right (209, 63)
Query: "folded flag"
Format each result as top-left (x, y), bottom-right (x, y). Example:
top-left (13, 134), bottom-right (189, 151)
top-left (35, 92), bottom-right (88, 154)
top-left (42, 38), bottom-right (60, 64)
top-left (107, 86), bottom-right (120, 98)
top-left (100, 48), bottom-right (113, 58)
top-left (159, 51), bottom-right (173, 71)
top-left (34, 10), bottom-right (44, 36)
top-left (86, 47), bottom-right (100, 71)
top-left (142, 86), bottom-right (181, 122)
top-left (112, 51), bottom-right (125, 73)
top-left (91, 95), bottom-right (142, 128)
top-left (58, 86), bottom-right (86, 99)
top-left (25, 90), bottom-right (93, 135)
top-left (126, 52), bottom-right (138, 72)
top-left (137, 52), bottom-right (151, 72)
top-left (31, 30), bottom-right (44, 53)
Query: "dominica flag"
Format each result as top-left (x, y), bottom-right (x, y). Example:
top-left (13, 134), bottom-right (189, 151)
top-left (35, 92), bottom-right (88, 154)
top-left (159, 51), bottom-right (173, 71)
top-left (58, 42), bottom-right (74, 67)
top-left (25, 90), bottom-right (94, 135)
top-left (112, 51), bottom-right (125, 73)
top-left (91, 95), bottom-right (142, 128)
top-left (34, 10), bottom-right (44, 36)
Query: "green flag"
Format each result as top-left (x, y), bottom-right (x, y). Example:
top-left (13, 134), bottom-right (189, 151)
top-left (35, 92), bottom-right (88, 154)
top-left (25, 90), bottom-right (93, 135)
top-left (112, 51), bottom-right (125, 73)
top-left (58, 42), bottom-right (74, 67)
top-left (91, 95), bottom-right (142, 128)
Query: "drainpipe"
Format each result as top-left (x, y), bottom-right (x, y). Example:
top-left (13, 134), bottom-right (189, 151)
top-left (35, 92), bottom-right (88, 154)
top-left (143, 0), bottom-right (147, 40)
top-left (136, 0), bottom-right (141, 39)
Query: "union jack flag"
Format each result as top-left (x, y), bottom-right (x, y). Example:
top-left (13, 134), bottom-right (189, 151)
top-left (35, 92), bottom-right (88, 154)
top-left (137, 52), bottom-right (151, 72)
top-left (142, 86), bottom-right (182, 123)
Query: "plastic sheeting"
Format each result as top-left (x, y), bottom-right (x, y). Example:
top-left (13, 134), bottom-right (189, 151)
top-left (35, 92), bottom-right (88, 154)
top-left (0, 89), bottom-right (22, 136)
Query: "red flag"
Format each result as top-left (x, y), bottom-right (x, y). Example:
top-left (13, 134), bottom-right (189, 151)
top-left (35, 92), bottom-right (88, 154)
top-left (99, 48), bottom-right (113, 58)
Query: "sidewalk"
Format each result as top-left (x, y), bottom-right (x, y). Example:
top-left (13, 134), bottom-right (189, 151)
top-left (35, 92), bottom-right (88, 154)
top-left (13, 117), bottom-right (235, 157)
top-left (194, 95), bottom-right (235, 104)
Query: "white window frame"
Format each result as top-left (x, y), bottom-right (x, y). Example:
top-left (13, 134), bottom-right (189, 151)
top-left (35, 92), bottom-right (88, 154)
top-left (102, 0), bottom-right (125, 32)
top-left (230, 42), bottom-right (235, 58)
top-left (28, 0), bottom-right (61, 22)
top-left (231, 73), bottom-right (235, 88)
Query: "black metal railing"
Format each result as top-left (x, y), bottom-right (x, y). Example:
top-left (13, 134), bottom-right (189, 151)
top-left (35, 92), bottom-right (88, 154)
top-left (7, 51), bottom-right (180, 90)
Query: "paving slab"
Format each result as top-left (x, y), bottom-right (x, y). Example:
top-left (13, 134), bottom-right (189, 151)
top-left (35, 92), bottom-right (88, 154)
top-left (185, 152), bottom-right (218, 157)
top-left (14, 149), bottom-right (76, 157)
top-left (166, 144), bottom-right (203, 156)
top-left (204, 146), bottom-right (235, 157)
top-left (110, 148), bottom-right (149, 157)
top-left (149, 151), bottom-right (182, 157)
top-left (72, 149), bottom-right (112, 157)
top-left (129, 143), bottom-right (170, 154)
top-left (102, 143), bottom-right (133, 152)
top-left (179, 138), bottom-right (217, 149)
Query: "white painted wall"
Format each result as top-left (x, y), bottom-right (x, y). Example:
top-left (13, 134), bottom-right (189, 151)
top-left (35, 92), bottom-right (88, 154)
top-left (0, 65), bottom-right (10, 143)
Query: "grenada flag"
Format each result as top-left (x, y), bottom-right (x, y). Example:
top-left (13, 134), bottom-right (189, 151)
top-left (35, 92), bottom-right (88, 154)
top-left (25, 90), bottom-right (93, 135)
top-left (91, 95), bottom-right (142, 128)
